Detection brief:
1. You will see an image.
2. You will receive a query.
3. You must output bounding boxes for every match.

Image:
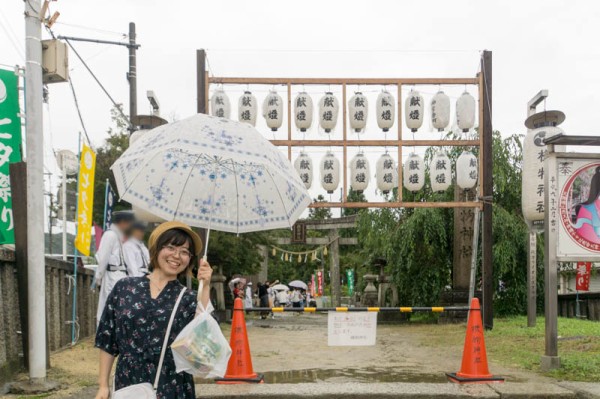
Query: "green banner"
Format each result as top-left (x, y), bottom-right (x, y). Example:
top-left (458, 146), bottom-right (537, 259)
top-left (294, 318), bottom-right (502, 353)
top-left (0, 69), bottom-right (23, 245)
top-left (346, 269), bottom-right (354, 296)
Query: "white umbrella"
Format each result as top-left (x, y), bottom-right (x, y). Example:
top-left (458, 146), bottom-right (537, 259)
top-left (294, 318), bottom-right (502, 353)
top-left (288, 280), bottom-right (308, 290)
top-left (111, 114), bottom-right (311, 257)
top-left (271, 284), bottom-right (289, 292)
top-left (228, 277), bottom-right (246, 291)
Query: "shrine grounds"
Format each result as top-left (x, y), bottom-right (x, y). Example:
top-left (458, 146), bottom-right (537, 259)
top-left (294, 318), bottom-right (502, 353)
top-left (1, 314), bottom-right (599, 398)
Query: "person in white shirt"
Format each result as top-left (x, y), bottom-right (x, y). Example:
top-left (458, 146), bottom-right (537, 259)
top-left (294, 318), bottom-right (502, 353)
top-left (123, 221), bottom-right (150, 277)
top-left (94, 210), bottom-right (134, 325)
top-left (276, 289), bottom-right (289, 307)
top-left (244, 282), bottom-right (253, 311)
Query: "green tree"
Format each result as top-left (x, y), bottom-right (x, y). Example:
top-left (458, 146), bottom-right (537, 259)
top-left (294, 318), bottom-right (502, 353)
top-left (308, 194), bottom-right (332, 220)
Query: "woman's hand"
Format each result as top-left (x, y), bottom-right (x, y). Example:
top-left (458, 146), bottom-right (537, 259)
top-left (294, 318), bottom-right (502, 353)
top-left (197, 258), bottom-right (213, 286)
top-left (95, 386), bottom-right (110, 399)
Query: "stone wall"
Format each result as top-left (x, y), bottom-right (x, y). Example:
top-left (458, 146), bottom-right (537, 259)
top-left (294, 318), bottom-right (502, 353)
top-left (0, 253), bottom-right (97, 382)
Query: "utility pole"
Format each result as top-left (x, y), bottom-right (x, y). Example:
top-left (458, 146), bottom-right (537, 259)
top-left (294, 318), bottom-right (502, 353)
top-left (24, 0), bottom-right (47, 384)
top-left (128, 22), bottom-right (137, 130)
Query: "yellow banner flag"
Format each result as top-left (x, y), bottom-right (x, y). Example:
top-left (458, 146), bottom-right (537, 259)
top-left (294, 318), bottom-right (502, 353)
top-left (74, 145), bottom-right (96, 256)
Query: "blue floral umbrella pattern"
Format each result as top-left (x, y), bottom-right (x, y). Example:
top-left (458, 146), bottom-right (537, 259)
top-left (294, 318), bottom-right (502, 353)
top-left (111, 114), bottom-right (311, 237)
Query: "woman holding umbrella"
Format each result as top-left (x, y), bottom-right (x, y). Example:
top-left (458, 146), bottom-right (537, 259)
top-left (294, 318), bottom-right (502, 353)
top-left (94, 221), bottom-right (213, 399)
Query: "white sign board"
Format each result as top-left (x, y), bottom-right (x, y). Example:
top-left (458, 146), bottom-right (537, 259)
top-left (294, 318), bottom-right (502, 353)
top-left (327, 312), bottom-right (377, 346)
top-left (557, 159), bottom-right (600, 259)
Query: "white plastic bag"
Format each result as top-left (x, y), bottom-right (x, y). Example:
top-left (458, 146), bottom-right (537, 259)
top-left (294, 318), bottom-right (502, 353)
top-left (171, 287), bottom-right (232, 378)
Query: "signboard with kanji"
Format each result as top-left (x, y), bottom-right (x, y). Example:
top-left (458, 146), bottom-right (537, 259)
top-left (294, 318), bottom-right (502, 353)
top-left (575, 261), bottom-right (591, 291)
top-left (557, 159), bottom-right (600, 259)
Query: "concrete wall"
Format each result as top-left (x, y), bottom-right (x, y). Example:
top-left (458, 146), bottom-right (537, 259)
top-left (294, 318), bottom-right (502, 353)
top-left (0, 252), bottom-right (97, 382)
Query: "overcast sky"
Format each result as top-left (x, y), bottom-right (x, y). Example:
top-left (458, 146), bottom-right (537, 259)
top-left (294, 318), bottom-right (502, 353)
top-left (2, 0), bottom-right (600, 207)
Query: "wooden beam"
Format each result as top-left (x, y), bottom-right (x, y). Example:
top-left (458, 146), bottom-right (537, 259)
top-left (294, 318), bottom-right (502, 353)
top-left (269, 139), bottom-right (479, 147)
top-left (208, 77), bottom-right (479, 85)
top-left (196, 50), bottom-right (206, 114)
top-left (309, 201), bottom-right (482, 209)
top-left (275, 237), bottom-right (358, 245)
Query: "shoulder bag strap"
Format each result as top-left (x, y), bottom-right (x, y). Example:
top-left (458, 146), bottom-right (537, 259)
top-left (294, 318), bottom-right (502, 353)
top-left (153, 286), bottom-right (187, 390)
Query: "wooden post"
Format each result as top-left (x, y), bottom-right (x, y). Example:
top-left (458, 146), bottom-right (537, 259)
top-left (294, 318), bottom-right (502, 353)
top-left (397, 83), bottom-right (403, 202)
top-left (9, 162), bottom-right (29, 368)
top-left (287, 82), bottom-right (292, 161)
top-left (481, 50), bottom-right (493, 329)
top-left (196, 49), bottom-right (207, 114)
top-left (342, 83), bottom-right (348, 202)
top-left (329, 229), bottom-right (341, 307)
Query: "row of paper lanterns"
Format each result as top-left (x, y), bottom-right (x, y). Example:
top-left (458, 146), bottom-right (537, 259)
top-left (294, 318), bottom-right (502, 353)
top-left (210, 89), bottom-right (476, 133)
top-left (294, 151), bottom-right (478, 194)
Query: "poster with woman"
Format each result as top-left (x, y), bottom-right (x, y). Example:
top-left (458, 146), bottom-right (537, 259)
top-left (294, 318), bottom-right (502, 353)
top-left (558, 160), bottom-right (600, 257)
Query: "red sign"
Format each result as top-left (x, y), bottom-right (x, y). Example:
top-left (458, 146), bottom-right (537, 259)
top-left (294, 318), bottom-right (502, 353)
top-left (310, 274), bottom-right (316, 297)
top-left (576, 262), bottom-right (592, 291)
top-left (317, 270), bottom-right (323, 296)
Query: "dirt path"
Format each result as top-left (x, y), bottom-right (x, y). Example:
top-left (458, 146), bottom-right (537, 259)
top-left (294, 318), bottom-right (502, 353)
top-left (0, 313), bottom-right (556, 398)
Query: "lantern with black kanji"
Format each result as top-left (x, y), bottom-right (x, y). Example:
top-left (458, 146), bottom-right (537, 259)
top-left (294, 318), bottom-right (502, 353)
top-left (376, 91), bottom-right (395, 132)
top-left (522, 110), bottom-right (565, 222)
top-left (376, 153), bottom-right (396, 194)
top-left (349, 153), bottom-right (370, 193)
top-left (320, 152), bottom-right (340, 193)
top-left (348, 92), bottom-right (368, 133)
top-left (262, 90), bottom-right (283, 131)
top-left (294, 152), bottom-right (313, 189)
top-left (294, 92), bottom-right (313, 132)
top-left (429, 152), bottom-right (451, 192)
top-left (403, 153), bottom-right (424, 192)
top-left (318, 92), bottom-right (339, 133)
top-left (456, 151), bottom-right (478, 190)
top-left (456, 91), bottom-right (476, 132)
top-left (431, 91), bottom-right (450, 131)
top-left (238, 91), bottom-right (257, 126)
top-left (210, 89), bottom-right (231, 119)
top-left (405, 90), bottom-right (424, 132)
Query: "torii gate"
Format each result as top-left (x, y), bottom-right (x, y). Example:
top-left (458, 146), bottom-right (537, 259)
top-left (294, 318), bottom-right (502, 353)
top-left (273, 215), bottom-right (358, 307)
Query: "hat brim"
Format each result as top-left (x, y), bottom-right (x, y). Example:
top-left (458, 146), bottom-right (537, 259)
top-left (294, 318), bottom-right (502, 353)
top-left (148, 221), bottom-right (203, 257)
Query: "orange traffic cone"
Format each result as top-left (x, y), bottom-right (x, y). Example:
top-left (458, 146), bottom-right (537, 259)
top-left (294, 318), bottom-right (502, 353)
top-left (215, 298), bottom-right (264, 384)
top-left (446, 298), bottom-right (504, 384)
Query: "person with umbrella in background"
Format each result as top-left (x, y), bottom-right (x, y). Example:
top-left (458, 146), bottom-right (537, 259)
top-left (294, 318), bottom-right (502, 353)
top-left (244, 282), bottom-right (253, 314)
top-left (94, 210), bottom-right (135, 326)
top-left (258, 281), bottom-right (270, 319)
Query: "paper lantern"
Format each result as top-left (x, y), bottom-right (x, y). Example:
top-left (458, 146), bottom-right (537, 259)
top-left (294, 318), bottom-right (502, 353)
top-left (431, 91), bottom-right (450, 132)
top-left (522, 110), bottom-right (565, 222)
top-left (294, 92), bottom-right (313, 132)
top-left (238, 91), bottom-right (257, 126)
top-left (348, 92), bottom-right (368, 133)
top-left (294, 152), bottom-right (313, 189)
top-left (376, 153), bottom-right (397, 194)
top-left (456, 151), bottom-right (478, 190)
top-left (262, 90), bottom-right (283, 131)
top-left (403, 153), bottom-right (424, 192)
top-left (429, 152), bottom-right (451, 192)
top-left (349, 153), bottom-right (370, 193)
top-left (405, 90), bottom-right (424, 132)
top-left (318, 92), bottom-right (339, 133)
top-left (376, 91), bottom-right (395, 132)
top-left (320, 152), bottom-right (340, 193)
top-left (210, 89), bottom-right (231, 119)
top-left (456, 91), bottom-right (476, 132)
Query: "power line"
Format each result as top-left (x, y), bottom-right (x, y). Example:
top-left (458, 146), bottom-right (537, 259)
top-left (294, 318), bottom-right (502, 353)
top-left (67, 75), bottom-right (93, 150)
top-left (0, 10), bottom-right (25, 60)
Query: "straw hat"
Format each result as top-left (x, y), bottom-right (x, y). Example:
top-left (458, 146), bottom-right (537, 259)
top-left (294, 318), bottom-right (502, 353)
top-left (148, 221), bottom-right (203, 256)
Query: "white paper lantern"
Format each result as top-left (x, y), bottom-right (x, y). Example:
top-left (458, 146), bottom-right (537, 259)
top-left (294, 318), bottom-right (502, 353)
top-left (320, 152), bottom-right (340, 193)
top-left (456, 91), bottom-right (476, 133)
top-left (210, 89), bottom-right (231, 119)
top-left (348, 92), bottom-right (368, 133)
top-left (262, 90), bottom-right (283, 131)
top-left (456, 151), bottom-right (478, 190)
top-left (238, 91), bottom-right (257, 126)
top-left (376, 91), bottom-right (395, 132)
top-left (522, 110), bottom-right (565, 222)
top-left (376, 153), bottom-right (397, 194)
top-left (431, 91), bottom-right (450, 131)
top-left (294, 92), bottom-right (313, 132)
top-left (429, 152), bottom-right (452, 192)
top-left (349, 153), bottom-right (370, 193)
top-left (318, 92), bottom-right (340, 133)
top-left (403, 153), bottom-right (425, 192)
top-left (405, 90), bottom-right (424, 132)
top-left (294, 152), bottom-right (313, 189)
